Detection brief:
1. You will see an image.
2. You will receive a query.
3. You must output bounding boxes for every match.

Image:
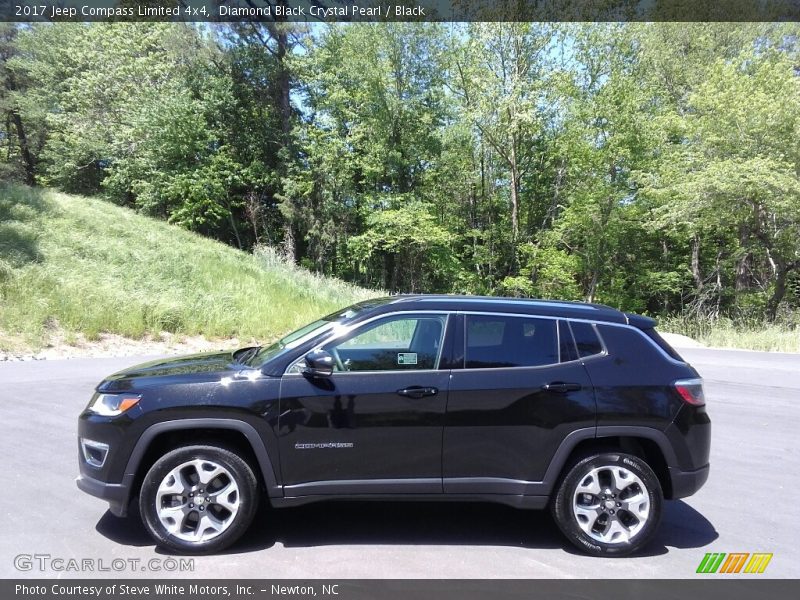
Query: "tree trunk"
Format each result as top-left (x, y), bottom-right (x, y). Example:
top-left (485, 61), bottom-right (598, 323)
top-left (585, 271), bottom-right (598, 304)
top-left (10, 111), bottom-right (35, 185)
top-left (282, 224), bottom-right (295, 263)
top-left (270, 21), bottom-right (296, 262)
top-left (734, 224), bottom-right (750, 294)
top-left (509, 138), bottom-right (520, 241)
top-left (691, 233), bottom-right (702, 292)
top-left (275, 28), bottom-right (291, 144)
top-left (384, 252), bottom-right (396, 291)
top-left (226, 201), bottom-right (243, 250)
top-left (767, 262), bottom-right (798, 321)
top-left (5, 69), bottom-right (36, 185)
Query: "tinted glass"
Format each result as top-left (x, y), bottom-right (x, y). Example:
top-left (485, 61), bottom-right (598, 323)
top-left (465, 315), bottom-right (558, 369)
top-left (558, 320), bottom-right (579, 362)
top-left (326, 315), bottom-right (446, 371)
top-left (569, 321), bottom-right (604, 357)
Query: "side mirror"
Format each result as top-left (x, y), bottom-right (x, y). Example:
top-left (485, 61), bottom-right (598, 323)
top-left (303, 350), bottom-right (334, 378)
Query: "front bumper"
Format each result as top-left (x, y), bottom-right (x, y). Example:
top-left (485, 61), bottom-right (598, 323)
top-left (76, 474), bottom-right (130, 517)
top-left (668, 464), bottom-right (710, 499)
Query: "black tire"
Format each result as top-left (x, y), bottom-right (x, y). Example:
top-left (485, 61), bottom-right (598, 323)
top-left (139, 445), bottom-right (259, 554)
top-left (551, 452), bottom-right (663, 557)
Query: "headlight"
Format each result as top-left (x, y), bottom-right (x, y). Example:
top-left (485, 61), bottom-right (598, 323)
top-left (88, 393), bottom-right (141, 416)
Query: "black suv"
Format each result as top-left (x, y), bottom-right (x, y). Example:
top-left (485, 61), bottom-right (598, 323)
top-left (77, 295), bottom-right (710, 556)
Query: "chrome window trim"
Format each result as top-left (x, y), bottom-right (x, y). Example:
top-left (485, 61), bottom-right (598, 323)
top-left (462, 312), bottom-right (563, 371)
top-left (455, 310), bottom-right (681, 368)
top-left (566, 319), bottom-right (608, 361)
top-left (283, 307), bottom-right (684, 375)
top-left (589, 319), bottom-right (686, 366)
top-left (282, 368), bottom-right (447, 378)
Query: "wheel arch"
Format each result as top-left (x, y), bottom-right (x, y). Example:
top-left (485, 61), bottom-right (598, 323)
top-left (543, 426), bottom-right (678, 499)
top-left (122, 419), bottom-right (282, 506)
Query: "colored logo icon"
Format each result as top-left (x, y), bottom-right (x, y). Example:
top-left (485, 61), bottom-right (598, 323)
top-left (696, 553), bottom-right (773, 574)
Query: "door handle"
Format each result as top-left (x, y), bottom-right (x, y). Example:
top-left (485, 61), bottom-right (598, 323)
top-left (541, 382), bottom-right (581, 393)
top-left (397, 386), bottom-right (438, 399)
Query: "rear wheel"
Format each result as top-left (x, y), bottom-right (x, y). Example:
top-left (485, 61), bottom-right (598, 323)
top-left (551, 452), bottom-right (662, 556)
top-left (139, 445), bottom-right (258, 553)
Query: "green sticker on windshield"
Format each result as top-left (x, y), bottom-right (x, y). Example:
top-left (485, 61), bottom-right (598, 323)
top-left (397, 352), bottom-right (418, 365)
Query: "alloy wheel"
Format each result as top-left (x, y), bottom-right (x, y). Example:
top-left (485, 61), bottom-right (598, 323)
top-left (155, 458), bottom-right (240, 542)
top-left (572, 465), bottom-right (650, 544)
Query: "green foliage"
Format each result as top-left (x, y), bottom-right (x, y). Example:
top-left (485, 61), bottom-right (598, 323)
top-left (348, 201), bottom-right (457, 292)
top-left (1, 22), bottom-right (799, 334)
top-left (660, 314), bottom-right (800, 353)
top-left (0, 184), bottom-right (376, 352)
top-left (501, 244), bottom-right (582, 300)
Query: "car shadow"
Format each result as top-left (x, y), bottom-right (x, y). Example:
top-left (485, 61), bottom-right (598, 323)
top-left (95, 504), bottom-right (151, 547)
top-left (95, 498), bottom-right (717, 557)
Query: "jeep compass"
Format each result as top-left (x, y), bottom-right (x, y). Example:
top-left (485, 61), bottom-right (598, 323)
top-left (77, 295), bottom-right (710, 556)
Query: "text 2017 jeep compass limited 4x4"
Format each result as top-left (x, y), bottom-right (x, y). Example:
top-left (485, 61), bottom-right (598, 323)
top-left (77, 295), bottom-right (710, 556)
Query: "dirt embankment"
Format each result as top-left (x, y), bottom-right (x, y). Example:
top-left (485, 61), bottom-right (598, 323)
top-left (0, 332), bottom-right (253, 361)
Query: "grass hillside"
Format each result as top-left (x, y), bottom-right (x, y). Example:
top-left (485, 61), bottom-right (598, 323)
top-left (0, 184), bottom-right (378, 353)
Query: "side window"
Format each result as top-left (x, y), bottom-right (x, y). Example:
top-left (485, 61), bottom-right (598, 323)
top-left (559, 320), bottom-right (579, 362)
top-left (569, 321), bottom-right (604, 358)
top-left (465, 315), bottom-right (558, 369)
top-left (325, 315), bottom-right (446, 372)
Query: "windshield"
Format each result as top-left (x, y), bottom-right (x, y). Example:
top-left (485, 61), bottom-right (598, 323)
top-left (244, 301), bottom-right (380, 367)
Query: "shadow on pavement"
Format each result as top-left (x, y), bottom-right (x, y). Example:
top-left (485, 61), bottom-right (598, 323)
top-left (96, 498), bottom-right (717, 557)
top-left (95, 505), bottom-right (150, 547)
top-left (652, 499), bottom-right (719, 551)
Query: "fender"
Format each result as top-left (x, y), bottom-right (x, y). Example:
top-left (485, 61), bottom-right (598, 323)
top-left (536, 425), bottom-right (679, 495)
top-left (595, 425), bottom-right (679, 466)
top-left (121, 418), bottom-right (282, 499)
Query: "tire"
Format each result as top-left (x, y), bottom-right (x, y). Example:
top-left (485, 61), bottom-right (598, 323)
top-left (139, 445), bottom-right (259, 553)
top-left (551, 452), bottom-right (663, 557)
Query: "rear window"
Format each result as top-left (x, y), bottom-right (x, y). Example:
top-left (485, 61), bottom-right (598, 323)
top-left (642, 328), bottom-right (684, 362)
top-left (465, 315), bottom-right (558, 368)
top-left (568, 321), bottom-right (604, 358)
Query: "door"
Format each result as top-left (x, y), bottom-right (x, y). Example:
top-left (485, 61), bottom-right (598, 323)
top-left (278, 312), bottom-right (451, 496)
top-left (443, 314), bottom-right (596, 495)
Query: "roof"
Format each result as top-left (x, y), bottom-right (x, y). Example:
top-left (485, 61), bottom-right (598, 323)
top-left (354, 294), bottom-right (632, 325)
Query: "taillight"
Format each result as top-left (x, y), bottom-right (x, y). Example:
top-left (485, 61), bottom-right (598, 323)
top-left (674, 378), bottom-right (705, 406)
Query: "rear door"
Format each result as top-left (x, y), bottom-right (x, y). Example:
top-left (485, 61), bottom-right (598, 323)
top-left (278, 312), bottom-right (452, 496)
top-left (443, 314), bottom-right (596, 494)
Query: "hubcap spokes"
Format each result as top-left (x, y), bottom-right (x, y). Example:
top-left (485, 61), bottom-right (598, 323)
top-left (156, 459), bottom-right (240, 542)
top-left (572, 465), bottom-right (649, 544)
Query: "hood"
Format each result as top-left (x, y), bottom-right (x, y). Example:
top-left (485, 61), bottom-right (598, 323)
top-left (97, 351), bottom-right (241, 392)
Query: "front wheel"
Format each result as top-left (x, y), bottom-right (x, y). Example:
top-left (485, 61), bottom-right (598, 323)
top-left (139, 445), bottom-right (259, 553)
top-left (551, 452), bottom-right (663, 556)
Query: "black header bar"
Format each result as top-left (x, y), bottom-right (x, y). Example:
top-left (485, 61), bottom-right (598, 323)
top-left (3, 579), bottom-right (800, 600)
top-left (2, 0), bottom-right (800, 23)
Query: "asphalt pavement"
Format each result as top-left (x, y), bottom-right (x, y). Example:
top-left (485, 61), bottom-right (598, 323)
top-left (0, 347), bottom-right (798, 578)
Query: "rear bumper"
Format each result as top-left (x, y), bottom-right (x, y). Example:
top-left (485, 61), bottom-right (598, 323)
top-left (668, 464), bottom-right (709, 499)
top-left (76, 474), bottom-right (130, 517)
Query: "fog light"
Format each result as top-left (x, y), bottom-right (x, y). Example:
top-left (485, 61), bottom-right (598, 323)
top-left (80, 439), bottom-right (109, 468)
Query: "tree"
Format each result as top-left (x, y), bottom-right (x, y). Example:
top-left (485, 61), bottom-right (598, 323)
top-left (224, 17), bottom-right (306, 259)
top-left (288, 23), bottom-right (450, 288)
top-left (449, 23), bottom-right (557, 245)
top-left (642, 27), bottom-right (800, 319)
